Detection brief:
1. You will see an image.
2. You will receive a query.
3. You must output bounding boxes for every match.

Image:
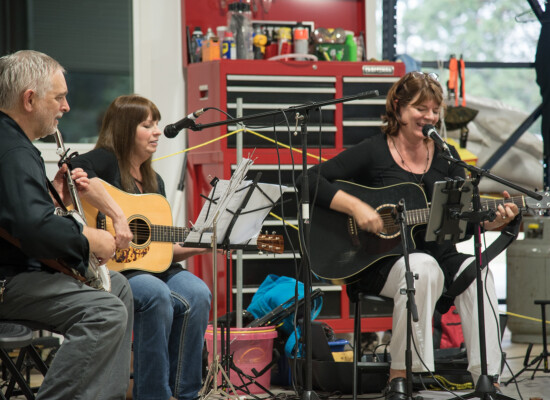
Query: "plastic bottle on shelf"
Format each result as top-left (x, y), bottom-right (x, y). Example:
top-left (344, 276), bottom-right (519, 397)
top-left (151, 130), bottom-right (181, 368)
top-left (252, 26), bottom-right (267, 59)
top-left (343, 31), bottom-right (357, 61)
top-left (227, 2), bottom-right (253, 59)
top-left (293, 23), bottom-right (309, 61)
top-left (204, 27), bottom-right (215, 41)
top-left (277, 27), bottom-right (292, 57)
top-left (189, 27), bottom-right (204, 63)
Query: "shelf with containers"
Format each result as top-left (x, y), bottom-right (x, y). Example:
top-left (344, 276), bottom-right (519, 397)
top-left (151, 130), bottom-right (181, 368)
top-left (184, 59), bottom-right (404, 333)
top-left (181, 0), bottom-right (370, 66)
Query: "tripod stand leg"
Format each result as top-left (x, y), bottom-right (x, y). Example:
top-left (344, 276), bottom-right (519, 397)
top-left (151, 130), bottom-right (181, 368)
top-left (504, 354), bottom-right (543, 386)
top-left (449, 375), bottom-right (515, 400)
top-left (530, 356), bottom-right (544, 380)
top-left (199, 356), bottom-right (240, 400)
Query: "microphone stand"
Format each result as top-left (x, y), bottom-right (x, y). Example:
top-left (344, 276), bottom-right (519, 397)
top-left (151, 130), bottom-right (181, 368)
top-left (438, 152), bottom-right (541, 400)
top-left (297, 107), bottom-right (316, 400)
top-left (184, 90), bottom-right (380, 399)
top-left (186, 91), bottom-right (379, 133)
top-left (394, 199), bottom-right (422, 400)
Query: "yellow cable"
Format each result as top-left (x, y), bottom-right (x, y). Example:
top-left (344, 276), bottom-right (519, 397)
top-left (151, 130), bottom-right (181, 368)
top-left (245, 128), bottom-right (327, 162)
top-left (153, 129), bottom-right (243, 162)
top-left (152, 126), bottom-right (324, 232)
top-left (428, 375), bottom-right (474, 391)
top-left (268, 212), bottom-right (299, 231)
top-left (153, 127), bottom-right (327, 163)
top-left (506, 311), bottom-right (550, 324)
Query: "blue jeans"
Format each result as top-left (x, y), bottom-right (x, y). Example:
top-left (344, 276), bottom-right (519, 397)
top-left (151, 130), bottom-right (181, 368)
top-left (130, 269), bottom-right (211, 400)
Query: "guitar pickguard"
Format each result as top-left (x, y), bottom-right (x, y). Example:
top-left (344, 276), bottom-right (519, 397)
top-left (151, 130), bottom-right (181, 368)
top-left (114, 246), bottom-right (151, 264)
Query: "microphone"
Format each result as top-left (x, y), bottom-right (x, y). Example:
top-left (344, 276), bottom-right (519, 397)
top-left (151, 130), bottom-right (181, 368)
top-left (422, 124), bottom-right (451, 155)
top-left (164, 108), bottom-right (205, 138)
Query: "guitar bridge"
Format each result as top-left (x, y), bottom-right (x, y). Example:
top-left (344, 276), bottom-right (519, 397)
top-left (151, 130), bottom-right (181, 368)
top-left (347, 217), bottom-right (361, 247)
top-left (97, 212), bottom-right (107, 230)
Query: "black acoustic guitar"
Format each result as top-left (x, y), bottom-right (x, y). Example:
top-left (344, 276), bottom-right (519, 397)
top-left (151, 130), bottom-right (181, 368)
top-left (309, 180), bottom-right (546, 285)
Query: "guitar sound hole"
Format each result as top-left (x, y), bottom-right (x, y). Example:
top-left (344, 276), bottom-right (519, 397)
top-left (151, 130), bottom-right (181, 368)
top-left (377, 205), bottom-right (400, 238)
top-left (129, 218), bottom-right (151, 245)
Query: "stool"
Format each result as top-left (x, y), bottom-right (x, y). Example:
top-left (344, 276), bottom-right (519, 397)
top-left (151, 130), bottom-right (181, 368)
top-left (504, 299), bottom-right (550, 385)
top-left (352, 294), bottom-right (393, 400)
top-left (0, 322), bottom-right (49, 400)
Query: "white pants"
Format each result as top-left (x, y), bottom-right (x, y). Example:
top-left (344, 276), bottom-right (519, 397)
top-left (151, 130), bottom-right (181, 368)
top-left (380, 253), bottom-right (502, 383)
top-left (454, 257), bottom-right (502, 383)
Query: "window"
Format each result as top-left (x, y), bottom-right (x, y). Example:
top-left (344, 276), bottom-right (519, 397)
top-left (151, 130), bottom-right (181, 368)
top-left (1, 0), bottom-right (133, 143)
top-left (395, 0), bottom-right (541, 116)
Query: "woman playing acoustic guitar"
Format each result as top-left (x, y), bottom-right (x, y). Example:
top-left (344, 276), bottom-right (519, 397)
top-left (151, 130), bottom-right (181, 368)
top-left (302, 71), bottom-right (518, 399)
top-left (72, 95), bottom-right (211, 400)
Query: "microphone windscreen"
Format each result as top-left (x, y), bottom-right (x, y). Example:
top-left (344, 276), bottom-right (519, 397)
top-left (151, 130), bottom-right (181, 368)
top-left (164, 125), bottom-right (179, 138)
top-left (422, 124), bottom-right (435, 137)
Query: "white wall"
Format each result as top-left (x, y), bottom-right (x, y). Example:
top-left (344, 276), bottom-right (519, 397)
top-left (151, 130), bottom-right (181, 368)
top-left (132, 0), bottom-right (187, 225)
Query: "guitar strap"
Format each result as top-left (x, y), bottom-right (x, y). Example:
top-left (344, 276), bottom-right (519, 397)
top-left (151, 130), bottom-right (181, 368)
top-left (46, 180), bottom-right (68, 212)
top-left (435, 214), bottom-right (522, 314)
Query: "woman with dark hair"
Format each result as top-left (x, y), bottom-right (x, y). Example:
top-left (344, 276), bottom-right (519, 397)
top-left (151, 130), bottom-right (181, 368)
top-left (72, 94), bottom-right (211, 400)
top-left (302, 72), bottom-right (517, 399)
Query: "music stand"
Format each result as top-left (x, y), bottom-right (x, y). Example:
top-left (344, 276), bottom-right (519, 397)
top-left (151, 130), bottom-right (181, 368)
top-left (199, 213), bottom-right (239, 400)
top-left (188, 158), bottom-right (284, 399)
top-left (425, 179), bottom-right (473, 244)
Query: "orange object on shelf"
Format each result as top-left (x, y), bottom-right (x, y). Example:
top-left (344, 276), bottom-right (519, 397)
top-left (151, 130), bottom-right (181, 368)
top-left (202, 38), bottom-right (220, 62)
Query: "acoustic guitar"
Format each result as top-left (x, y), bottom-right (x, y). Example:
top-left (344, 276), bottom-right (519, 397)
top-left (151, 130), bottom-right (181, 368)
top-left (309, 180), bottom-right (548, 285)
top-left (81, 179), bottom-right (284, 273)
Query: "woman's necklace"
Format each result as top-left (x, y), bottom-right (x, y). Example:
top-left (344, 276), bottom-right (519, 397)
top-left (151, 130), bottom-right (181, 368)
top-left (391, 137), bottom-right (430, 188)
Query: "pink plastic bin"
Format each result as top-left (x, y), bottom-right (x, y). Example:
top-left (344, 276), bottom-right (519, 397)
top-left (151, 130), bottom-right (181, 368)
top-left (204, 325), bottom-right (277, 394)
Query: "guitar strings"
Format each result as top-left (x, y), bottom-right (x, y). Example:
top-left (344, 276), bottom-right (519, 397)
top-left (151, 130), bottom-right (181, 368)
top-left (363, 196), bottom-right (524, 229)
top-left (121, 196), bottom-right (523, 236)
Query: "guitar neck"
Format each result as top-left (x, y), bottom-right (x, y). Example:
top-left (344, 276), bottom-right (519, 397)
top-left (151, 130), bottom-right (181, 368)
top-left (479, 195), bottom-right (525, 212)
top-left (150, 225), bottom-right (189, 243)
top-left (405, 195), bottom-right (525, 226)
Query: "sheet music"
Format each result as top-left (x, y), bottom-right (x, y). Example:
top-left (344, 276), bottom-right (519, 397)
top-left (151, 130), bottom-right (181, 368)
top-left (185, 158), bottom-right (285, 246)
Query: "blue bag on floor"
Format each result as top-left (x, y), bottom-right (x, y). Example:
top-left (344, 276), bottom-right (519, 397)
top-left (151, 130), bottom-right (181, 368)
top-left (247, 274), bottom-right (323, 357)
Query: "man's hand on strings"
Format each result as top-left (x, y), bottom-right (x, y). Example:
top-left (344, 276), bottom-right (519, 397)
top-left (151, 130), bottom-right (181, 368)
top-left (51, 164), bottom-right (89, 207)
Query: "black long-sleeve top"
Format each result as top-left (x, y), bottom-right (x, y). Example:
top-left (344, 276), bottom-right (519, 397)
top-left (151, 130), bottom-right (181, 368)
top-left (302, 133), bottom-right (471, 293)
top-left (0, 111), bottom-right (89, 277)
